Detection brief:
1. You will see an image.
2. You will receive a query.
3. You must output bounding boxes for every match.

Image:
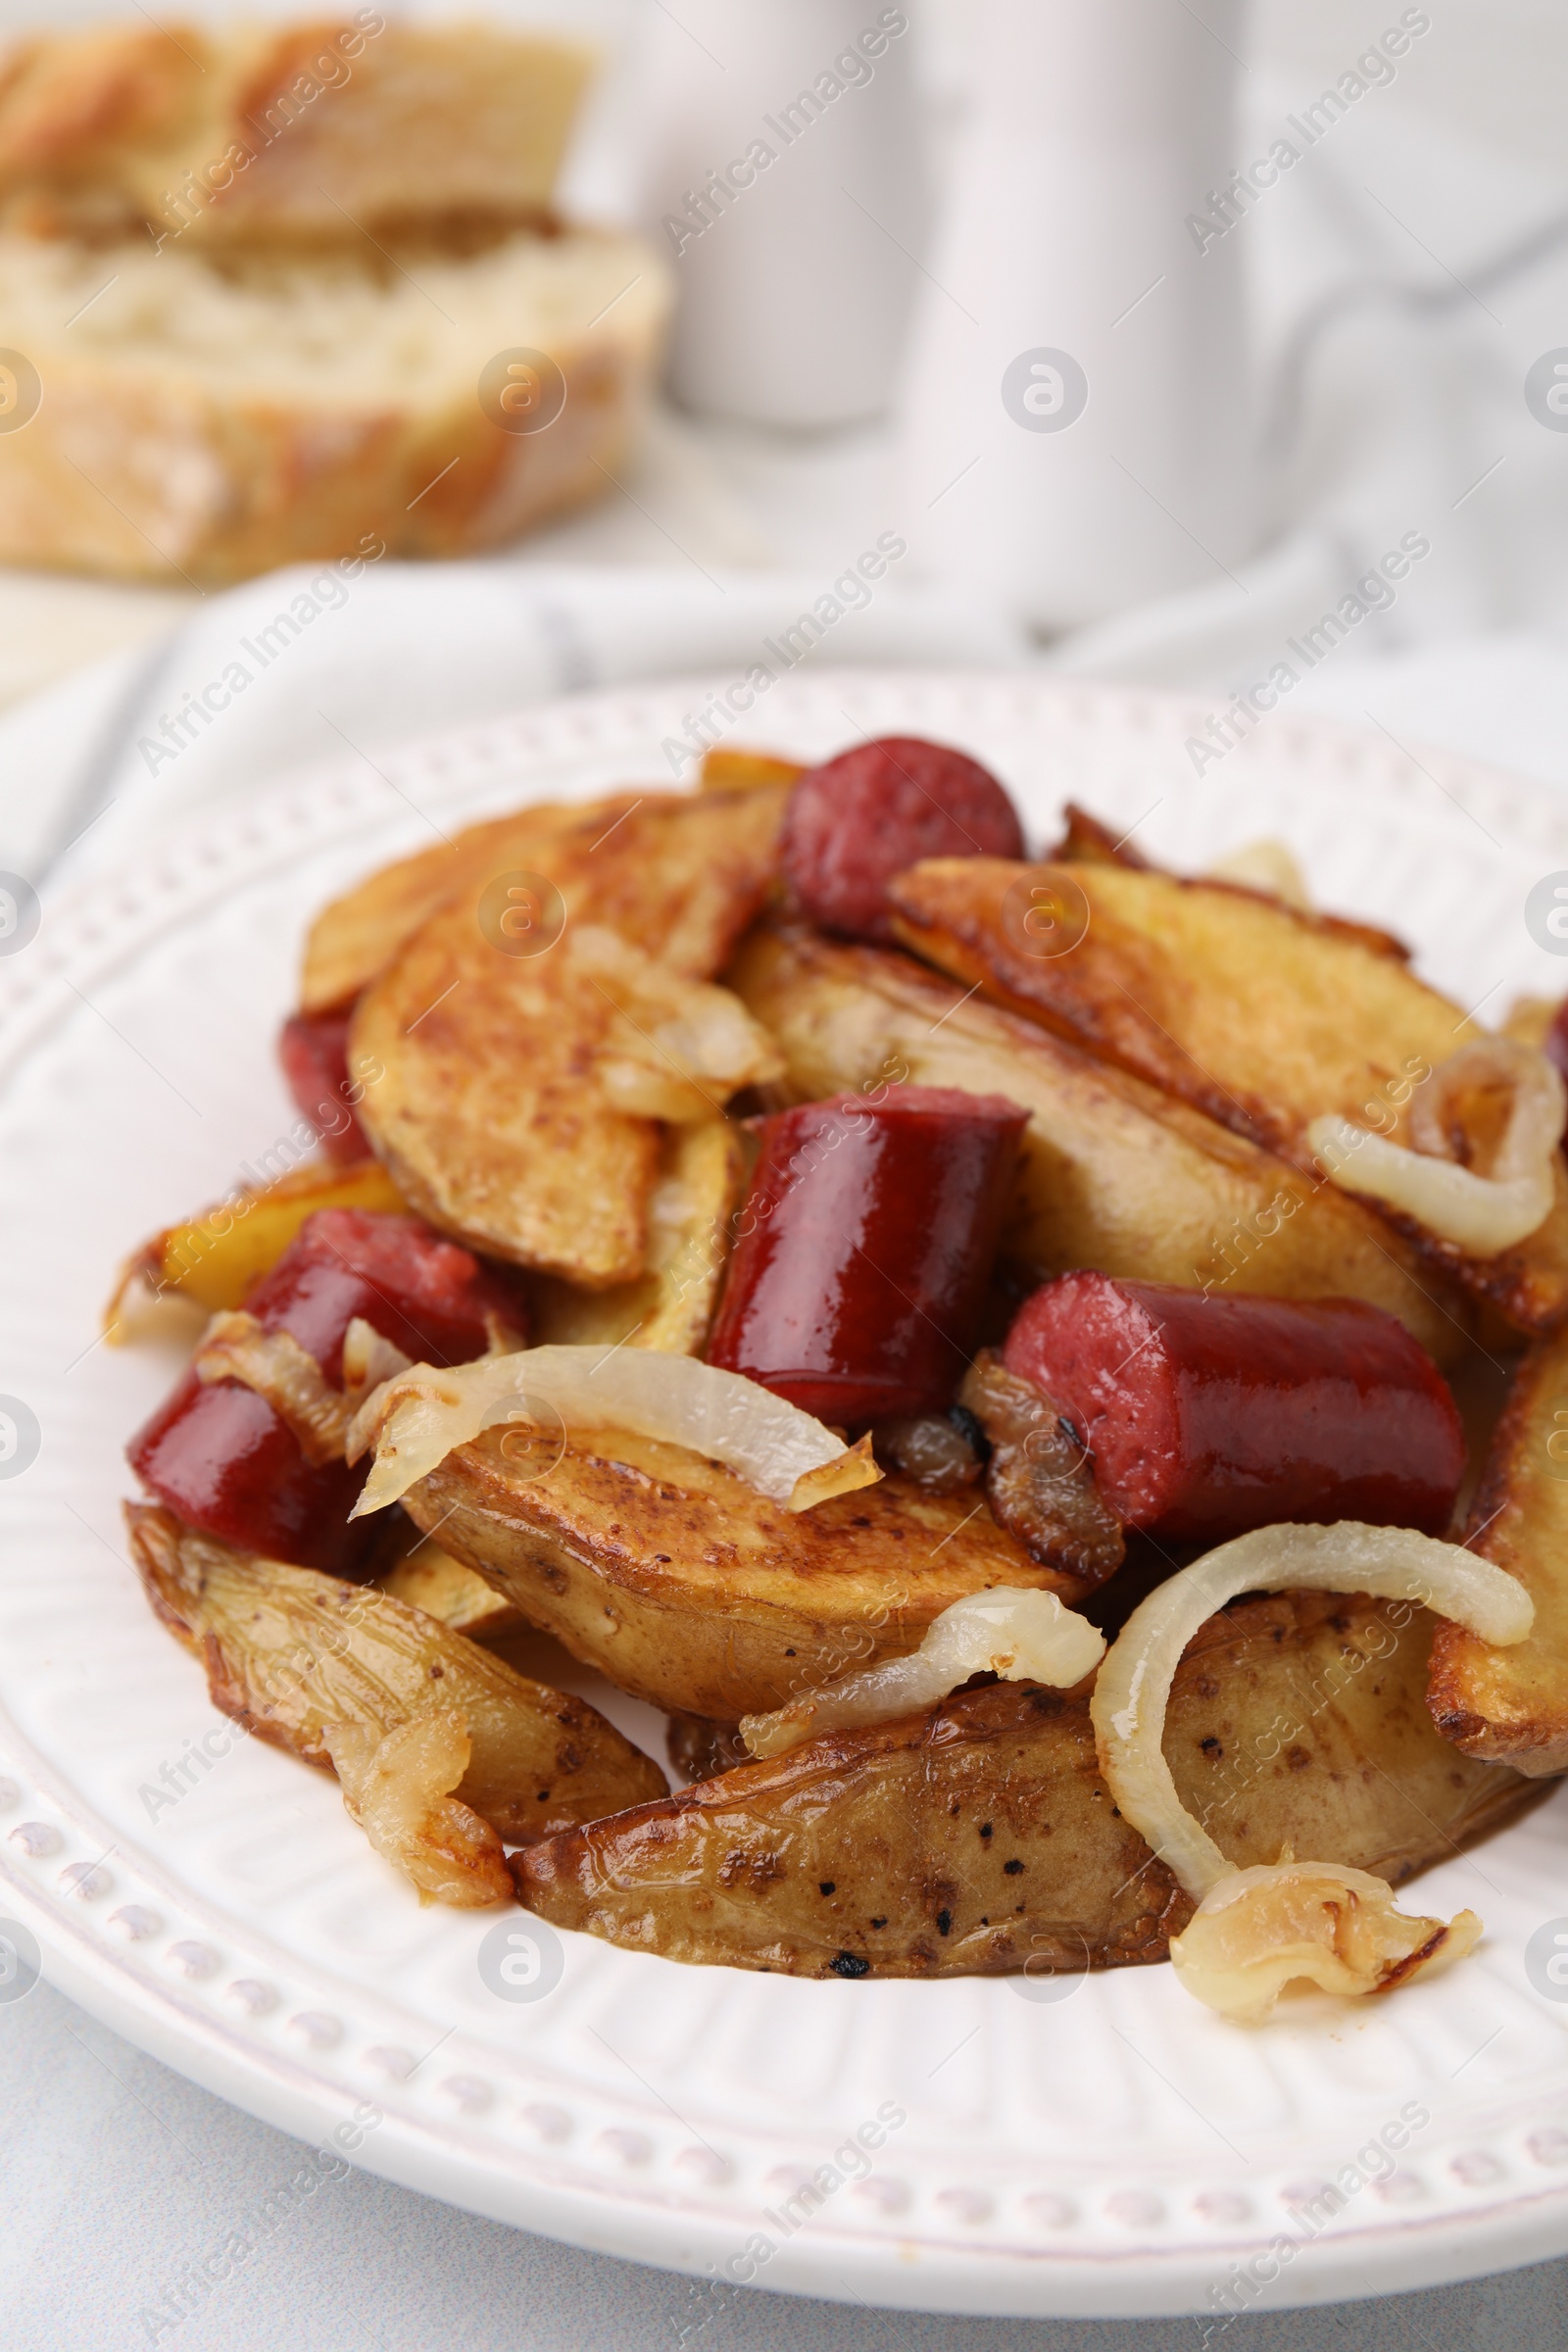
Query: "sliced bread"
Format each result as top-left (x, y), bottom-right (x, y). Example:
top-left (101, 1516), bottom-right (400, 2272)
top-left (0, 16), bottom-right (594, 247)
top-left (0, 224), bottom-right (668, 582)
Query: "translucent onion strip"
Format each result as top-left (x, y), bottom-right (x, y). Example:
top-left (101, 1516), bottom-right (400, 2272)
top-left (740, 1589), bottom-right (1105, 1759)
top-left (347, 1345), bottom-right (884, 1517)
top-left (1089, 1523), bottom-right (1531, 2020)
top-left (1090, 1523), bottom-right (1532, 1902)
top-left (194, 1310), bottom-right (415, 1466)
top-left (1308, 1038), bottom-right (1566, 1255)
top-left (1205, 838), bottom-right (1310, 910)
top-left (1168, 1859), bottom-right (1482, 2024)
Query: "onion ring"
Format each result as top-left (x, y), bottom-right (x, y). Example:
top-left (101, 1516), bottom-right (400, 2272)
top-left (1308, 1037), bottom-right (1565, 1255)
top-left (1089, 1523), bottom-right (1531, 2018)
top-left (740, 1588), bottom-right (1105, 1759)
top-left (347, 1345), bottom-right (884, 1517)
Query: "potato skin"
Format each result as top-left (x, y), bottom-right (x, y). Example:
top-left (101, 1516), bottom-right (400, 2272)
top-left (514, 1593), bottom-right (1536, 1977)
top-left (127, 1502), bottom-right (666, 1838)
top-left (404, 1426), bottom-right (1080, 1721)
top-left (1431, 1326), bottom-right (1568, 1774)
top-left (886, 857), bottom-right (1568, 1336)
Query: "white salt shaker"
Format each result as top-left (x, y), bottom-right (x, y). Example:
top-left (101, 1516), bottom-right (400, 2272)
top-left (895, 0), bottom-right (1260, 630)
top-left (629, 0), bottom-right (928, 428)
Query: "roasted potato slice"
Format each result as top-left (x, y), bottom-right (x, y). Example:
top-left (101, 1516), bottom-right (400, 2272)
top-left (530, 1119), bottom-right (746, 1354)
top-left (352, 920), bottom-right (779, 1288)
top-left (302, 797), bottom-right (622, 1014)
top-left (1047, 802), bottom-right (1407, 958)
top-left (1430, 1325), bottom-right (1568, 1775)
top-left (402, 1426), bottom-right (1080, 1720)
top-left (514, 1592), bottom-right (1533, 1975)
top-left (108, 1156), bottom-right (406, 1325)
top-left (700, 747), bottom-right (805, 793)
top-left (127, 1503), bottom-right (667, 1839)
top-left (304, 782), bottom-right (788, 1011)
top-left (379, 1533), bottom-right (530, 1645)
top-left (727, 926), bottom-right (1465, 1364)
top-left (887, 857), bottom-right (1568, 1333)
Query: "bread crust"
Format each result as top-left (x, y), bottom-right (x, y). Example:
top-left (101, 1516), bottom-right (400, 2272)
top-left (0, 19), bottom-right (593, 246)
top-left (0, 225), bottom-right (667, 581)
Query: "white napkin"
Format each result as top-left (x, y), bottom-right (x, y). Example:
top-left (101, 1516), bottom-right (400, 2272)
top-left (1049, 80), bottom-right (1568, 693)
top-left (6, 558), bottom-right (1026, 891)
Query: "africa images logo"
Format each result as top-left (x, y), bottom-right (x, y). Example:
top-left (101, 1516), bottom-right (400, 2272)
top-left (1526, 872), bottom-right (1568, 955)
top-left (1526, 1918), bottom-right (1568, 2001)
top-left (1001, 349), bottom-right (1089, 433)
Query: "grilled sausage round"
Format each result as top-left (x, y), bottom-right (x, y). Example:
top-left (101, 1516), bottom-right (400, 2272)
top-left (781, 736), bottom-right (1025, 942)
top-left (708, 1085), bottom-right (1028, 1422)
top-left (129, 1209), bottom-right (518, 1573)
top-left (1003, 1272), bottom-right (1465, 1542)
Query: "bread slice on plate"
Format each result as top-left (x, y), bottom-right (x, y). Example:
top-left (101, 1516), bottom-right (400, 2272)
top-left (0, 16), bottom-right (593, 247)
top-left (0, 222), bottom-right (668, 583)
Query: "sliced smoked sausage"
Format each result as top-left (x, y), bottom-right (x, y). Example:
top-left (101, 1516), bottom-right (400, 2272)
top-left (781, 735), bottom-right (1025, 942)
top-left (129, 1208), bottom-right (520, 1574)
top-left (709, 1085), bottom-right (1028, 1422)
top-left (1003, 1271), bottom-right (1465, 1542)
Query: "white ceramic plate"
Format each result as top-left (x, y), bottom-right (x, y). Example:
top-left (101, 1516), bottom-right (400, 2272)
top-left (2, 669), bottom-right (1567, 2324)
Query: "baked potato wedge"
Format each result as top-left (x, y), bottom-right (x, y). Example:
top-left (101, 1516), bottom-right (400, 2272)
top-left (352, 922), bottom-right (779, 1288)
top-left (529, 1118), bottom-right (746, 1354)
top-left (127, 1503), bottom-right (667, 1839)
top-left (378, 1532), bottom-right (531, 1645)
top-left (887, 857), bottom-right (1568, 1333)
top-left (727, 926), bottom-right (1464, 1363)
top-left (303, 781), bottom-right (788, 1012)
top-left (514, 1592), bottom-right (1533, 1975)
top-left (1047, 802), bottom-right (1408, 959)
top-left (1430, 1324), bottom-right (1568, 1775)
top-left (402, 1425), bottom-right (1081, 1720)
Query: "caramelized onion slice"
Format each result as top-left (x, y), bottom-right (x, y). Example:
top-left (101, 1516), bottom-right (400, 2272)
top-left (1308, 1038), bottom-right (1566, 1255)
top-left (348, 1345), bottom-right (885, 1517)
top-left (323, 1713), bottom-right (512, 1908)
top-left (1089, 1522), bottom-right (1530, 2018)
top-left (1169, 1860), bottom-right (1481, 2024)
top-left (740, 1588), bottom-right (1105, 1759)
top-left (573, 924), bottom-right (785, 1123)
top-left (1205, 838), bottom-right (1310, 909)
top-left (194, 1311), bottom-right (351, 1466)
top-left (341, 1316), bottom-right (415, 1399)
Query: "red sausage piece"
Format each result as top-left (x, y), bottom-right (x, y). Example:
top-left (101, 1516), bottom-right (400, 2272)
top-left (129, 1209), bottom-right (521, 1574)
top-left (240, 1207), bottom-right (520, 1369)
top-left (781, 736), bottom-right (1025, 943)
top-left (708, 1085), bottom-right (1028, 1423)
top-left (279, 1006), bottom-right (369, 1163)
top-left (1003, 1272), bottom-right (1464, 1542)
top-left (1544, 999), bottom-right (1568, 1090)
